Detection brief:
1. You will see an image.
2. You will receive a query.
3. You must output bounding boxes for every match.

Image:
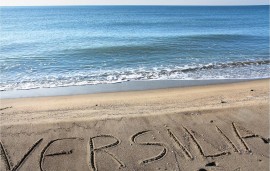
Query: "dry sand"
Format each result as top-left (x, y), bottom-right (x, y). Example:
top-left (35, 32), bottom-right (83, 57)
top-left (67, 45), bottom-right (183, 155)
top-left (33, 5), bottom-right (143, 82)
top-left (0, 79), bottom-right (269, 171)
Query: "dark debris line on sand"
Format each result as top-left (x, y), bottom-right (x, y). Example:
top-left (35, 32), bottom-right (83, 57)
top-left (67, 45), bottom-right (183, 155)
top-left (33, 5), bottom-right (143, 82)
top-left (0, 106), bottom-right (12, 111)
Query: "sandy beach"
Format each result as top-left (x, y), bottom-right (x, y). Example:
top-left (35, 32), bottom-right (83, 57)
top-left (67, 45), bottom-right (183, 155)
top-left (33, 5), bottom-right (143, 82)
top-left (0, 79), bottom-right (269, 171)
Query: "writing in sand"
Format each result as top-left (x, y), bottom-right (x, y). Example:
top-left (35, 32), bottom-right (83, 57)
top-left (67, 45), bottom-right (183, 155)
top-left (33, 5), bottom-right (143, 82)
top-left (0, 122), bottom-right (269, 171)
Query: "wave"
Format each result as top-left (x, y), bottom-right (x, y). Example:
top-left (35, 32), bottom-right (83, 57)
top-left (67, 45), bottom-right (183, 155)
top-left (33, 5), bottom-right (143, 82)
top-left (62, 34), bottom-right (267, 56)
top-left (1, 59), bottom-right (269, 91)
top-left (180, 60), bottom-right (270, 73)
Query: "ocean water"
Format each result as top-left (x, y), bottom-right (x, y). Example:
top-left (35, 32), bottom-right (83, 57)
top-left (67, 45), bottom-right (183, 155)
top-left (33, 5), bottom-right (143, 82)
top-left (0, 6), bottom-right (269, 91)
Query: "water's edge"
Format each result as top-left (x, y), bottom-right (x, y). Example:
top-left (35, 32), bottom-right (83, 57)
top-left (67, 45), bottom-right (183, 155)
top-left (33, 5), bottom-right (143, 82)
top-left (1, 78), bottom-right (267, 99)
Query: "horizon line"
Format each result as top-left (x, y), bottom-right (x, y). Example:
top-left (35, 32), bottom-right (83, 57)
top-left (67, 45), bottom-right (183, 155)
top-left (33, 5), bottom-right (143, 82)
top-left (0, 4), bottom-right (269, 7)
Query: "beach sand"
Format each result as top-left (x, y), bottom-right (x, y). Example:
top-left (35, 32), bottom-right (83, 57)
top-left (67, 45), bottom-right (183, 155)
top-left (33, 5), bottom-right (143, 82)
top-left (0, 79), bottom-right (269, 171)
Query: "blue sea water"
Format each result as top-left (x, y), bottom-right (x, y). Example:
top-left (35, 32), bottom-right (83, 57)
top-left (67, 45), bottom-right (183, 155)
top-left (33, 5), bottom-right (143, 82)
top-left (0, 6), bottom-right (269, 91)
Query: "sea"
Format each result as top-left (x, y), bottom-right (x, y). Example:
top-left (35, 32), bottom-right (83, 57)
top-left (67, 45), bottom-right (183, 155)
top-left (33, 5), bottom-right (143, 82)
top-left (0, 6), bottom-right (269, 91)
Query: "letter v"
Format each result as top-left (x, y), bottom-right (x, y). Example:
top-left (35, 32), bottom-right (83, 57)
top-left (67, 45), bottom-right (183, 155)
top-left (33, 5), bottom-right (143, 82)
top-left (0, 139), bottom-right (43, 171)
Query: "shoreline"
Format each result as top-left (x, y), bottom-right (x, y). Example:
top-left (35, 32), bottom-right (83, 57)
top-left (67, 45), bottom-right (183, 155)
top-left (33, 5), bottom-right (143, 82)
top-left (1, 79), bottom-right (269, 125)
top-left (1, 78), bottom-right (267, 99)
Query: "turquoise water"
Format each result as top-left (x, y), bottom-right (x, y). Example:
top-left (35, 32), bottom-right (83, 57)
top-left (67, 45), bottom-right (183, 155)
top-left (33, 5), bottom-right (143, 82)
top-left (0, 6), bottom-right (269, 91)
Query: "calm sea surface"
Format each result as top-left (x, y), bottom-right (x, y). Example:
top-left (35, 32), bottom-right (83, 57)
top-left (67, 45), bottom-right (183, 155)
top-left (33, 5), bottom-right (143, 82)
top-left (0, 6), bottom-right (269, 91)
